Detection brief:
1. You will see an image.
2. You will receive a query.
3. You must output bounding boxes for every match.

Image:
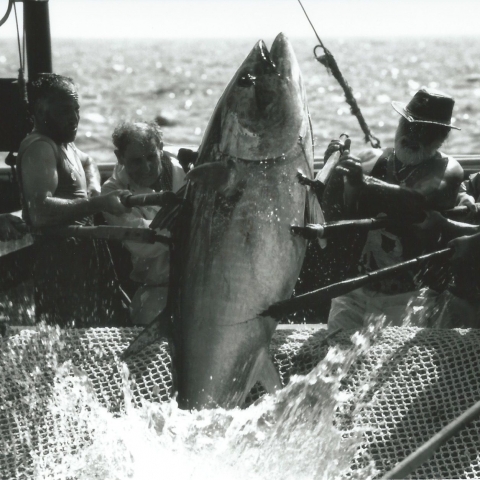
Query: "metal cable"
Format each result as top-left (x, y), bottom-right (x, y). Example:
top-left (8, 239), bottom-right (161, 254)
top-left (0, 0), bottom-right (12, 29)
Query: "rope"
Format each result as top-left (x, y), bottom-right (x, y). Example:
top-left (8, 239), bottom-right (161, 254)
top-left (13, 2), bottom-right (23, 70)
top-left (297, 0), bottom-right (381, 149)
top-left (0, 0), bottom-right (12, 29)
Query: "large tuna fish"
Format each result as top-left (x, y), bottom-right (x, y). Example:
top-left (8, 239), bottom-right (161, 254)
top-left (124, 32), bottom-right (323, 409)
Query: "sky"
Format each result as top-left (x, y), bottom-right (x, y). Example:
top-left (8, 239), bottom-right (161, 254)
top-left (0, 0), bottom-right (479, 39)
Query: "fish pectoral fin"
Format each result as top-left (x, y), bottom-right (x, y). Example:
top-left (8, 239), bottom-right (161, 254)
top-left (257, 351), bottom-right (283, 394)
top-left (121, 307), bottom-right (173, 360)
top-left (185, 160), bottom-right (240, 197)
top-left (304, 190), bottom-right (327, 249)
top-left (246, 348), bottom-right (283, 398)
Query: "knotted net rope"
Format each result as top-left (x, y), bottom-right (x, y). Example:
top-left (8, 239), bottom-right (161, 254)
top-left (1, 326), bottom-right (480, 479)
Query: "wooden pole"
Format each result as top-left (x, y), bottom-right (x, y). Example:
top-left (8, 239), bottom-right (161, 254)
top-left (31, 225), bottom-right (171, 245)
top-left (123, 191), bottom-right (181, 208)
top-left (382, 398), bottom-right (480, 479)
top-left (291, 205), bottom-right (479, 239)
top-left (261, 248), bottom-right (452, 318)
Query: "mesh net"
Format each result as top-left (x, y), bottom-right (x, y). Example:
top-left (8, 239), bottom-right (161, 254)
top-left (1, 326), bottom-right (480, 479)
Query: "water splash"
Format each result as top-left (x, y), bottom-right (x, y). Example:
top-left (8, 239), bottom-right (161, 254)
top-left (0, 323), bottom-right (383, 480)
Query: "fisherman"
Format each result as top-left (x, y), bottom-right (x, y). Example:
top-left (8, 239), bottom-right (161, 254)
top-left (101, 121), bottom-right (185, 325)
top-left (0, 214), bottom-right (26, 241)
top-left (406, 208), bottom-right (480, 327)
top-left (17, 73), bottom-right (132, 327)
top-left (324, 87), bottom-right (464, 331)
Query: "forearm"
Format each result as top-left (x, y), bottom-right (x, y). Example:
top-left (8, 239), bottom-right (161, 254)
top-left (358, 175), bottom-right (427, 219)
top-left (83, 156), bottom-right (101, 195)
top-left (28, 195), bottom-right (106, 227)
top-left (103, 210), bottom-right (166, 258)
top-left (441, 218), bottom-right (480, 241)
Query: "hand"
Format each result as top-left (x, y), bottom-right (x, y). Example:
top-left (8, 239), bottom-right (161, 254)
top-left (448, 233), bottom-right (480, 271)
top-left (177, 148), bottom-right (198, 173)
top-left (336, 153), bottom-right (363, 187)
top-left (457, 193), bottom-right (476, 210)
top-left (88, 186), bottom-right (101, 198)
top-left (0, 214), bottom-right (27, 241)
top-left (296, 170), bottom-right (315, 187)
top-left (98, 190), bottom-right (132, 216)
top-left (455, 193), bottom-right (480, 223)
top-left (323, 137), bottom-right (351, 162)
top-left (413, 210), bottom-right (446, 233)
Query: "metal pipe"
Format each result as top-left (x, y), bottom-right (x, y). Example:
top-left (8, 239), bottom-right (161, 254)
top-left (23, 0), bottom-right (52, 80)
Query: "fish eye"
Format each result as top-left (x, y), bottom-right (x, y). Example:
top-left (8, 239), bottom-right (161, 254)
top-left (238, 73), bottom-right (256, 88)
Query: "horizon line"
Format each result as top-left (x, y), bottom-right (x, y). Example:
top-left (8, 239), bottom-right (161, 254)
top-left (2, 34), bottom-right (480, 41)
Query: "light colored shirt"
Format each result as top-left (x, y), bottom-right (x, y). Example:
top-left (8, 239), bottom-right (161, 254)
top-left (101, 157), bottom-right (185, 286)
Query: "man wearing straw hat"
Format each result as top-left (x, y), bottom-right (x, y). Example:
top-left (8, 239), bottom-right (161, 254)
top-left (326, 87), bottom-right (464, 332)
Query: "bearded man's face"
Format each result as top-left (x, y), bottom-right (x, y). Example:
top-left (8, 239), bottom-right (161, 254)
top-left (394, 117), bottom-right (449, 165)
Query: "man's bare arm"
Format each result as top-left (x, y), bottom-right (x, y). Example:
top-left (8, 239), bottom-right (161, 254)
top-left (21, 141), bottom-right (130, 227)
top-left (338, 157), bottom-right (427, 219)
top-left (425, 156), bottom-right (464, 210)
top-left (75, 146), bottom-right (101, 197)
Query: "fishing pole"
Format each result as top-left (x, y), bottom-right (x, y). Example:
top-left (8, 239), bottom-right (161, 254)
top-left (297, 0), bottom-right (381, 149)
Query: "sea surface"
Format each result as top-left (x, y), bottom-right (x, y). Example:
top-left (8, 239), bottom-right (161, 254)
top-left (0, 36), bottom-right (480, 163)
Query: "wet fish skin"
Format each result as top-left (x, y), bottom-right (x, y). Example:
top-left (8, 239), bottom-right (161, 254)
top-left (173, 32), bottom-right (322, 409)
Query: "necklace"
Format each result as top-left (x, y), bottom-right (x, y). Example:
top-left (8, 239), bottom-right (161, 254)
top-left (391, 150), bottom-right (426, 187)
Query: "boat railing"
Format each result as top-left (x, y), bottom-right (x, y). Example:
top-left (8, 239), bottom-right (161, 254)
top-left (2, 153), bottom-right (480, 184)
top-left (313, 154), bottom-right (480, 175)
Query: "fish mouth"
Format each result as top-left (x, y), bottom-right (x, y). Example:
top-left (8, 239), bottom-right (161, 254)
top-left (218, 33), bottom-right (306, 161)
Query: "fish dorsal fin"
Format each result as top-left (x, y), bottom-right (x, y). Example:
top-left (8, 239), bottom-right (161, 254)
top-left (121, 307), bottom-right (173, 360)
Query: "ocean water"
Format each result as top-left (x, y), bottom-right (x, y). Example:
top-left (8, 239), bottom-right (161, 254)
top-left (0, 36), bottom-right (479, 163)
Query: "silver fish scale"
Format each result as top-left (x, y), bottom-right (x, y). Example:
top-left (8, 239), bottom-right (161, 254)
top-left (2, 326), bottom-right (480, 478)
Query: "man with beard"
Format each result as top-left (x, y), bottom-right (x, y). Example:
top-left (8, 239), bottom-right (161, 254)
top-left (102, 121), bottom-right (185, 325)
top-left (18, 74), bottom-right (132, 327)
top-left (325, 87), bottom-right (464, 332)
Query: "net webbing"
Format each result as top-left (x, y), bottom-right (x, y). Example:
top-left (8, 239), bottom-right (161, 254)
top-left (1, 326), bottom-right (480, 479)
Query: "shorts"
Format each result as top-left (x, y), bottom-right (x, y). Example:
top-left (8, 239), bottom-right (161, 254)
top-left (327, 286), bottom-right (439, 332)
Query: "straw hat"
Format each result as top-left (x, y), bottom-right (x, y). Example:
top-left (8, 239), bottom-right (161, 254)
top-left (391, 87), bottom-right (460, 130)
